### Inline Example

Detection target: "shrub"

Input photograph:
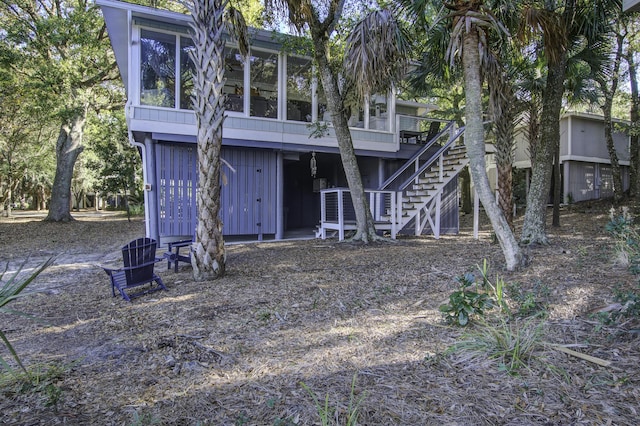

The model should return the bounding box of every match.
[439,271,494,326]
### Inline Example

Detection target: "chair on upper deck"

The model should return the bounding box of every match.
[102,237,167,301]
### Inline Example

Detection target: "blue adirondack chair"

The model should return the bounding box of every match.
[102,238,167,301]
[164,238,192,272]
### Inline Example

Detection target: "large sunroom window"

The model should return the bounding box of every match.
[140,29,176,108]
[286,56,313,122]
[179,36,195,109]
[223,46,245,113]
[250,50,278,118]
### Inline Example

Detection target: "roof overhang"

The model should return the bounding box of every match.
[624,0,640,12]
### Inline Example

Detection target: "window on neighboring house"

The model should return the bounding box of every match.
[140,29,176,108]
[250,50,279,118]
[223,46,245,113]
[286,55,312,122]
[179,36,195,110]
[369,94,389,131]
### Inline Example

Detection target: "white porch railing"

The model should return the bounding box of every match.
[318,188,398,241]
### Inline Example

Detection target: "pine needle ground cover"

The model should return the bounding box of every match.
[0,204,638,425]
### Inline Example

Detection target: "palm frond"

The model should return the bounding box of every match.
[343,9,411,101]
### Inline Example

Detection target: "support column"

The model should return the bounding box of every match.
[276,151,284,240]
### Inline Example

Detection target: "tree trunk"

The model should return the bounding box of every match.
[460,166,472,214]
[189,0,226,281]
[628,51,640,198]
[599,32,624,204]
[462,30,522,271]
[552,140,561,227]
[521,55,567,244]
[45,113,86,222]
[310,28,379,243]
[492,90,516,229]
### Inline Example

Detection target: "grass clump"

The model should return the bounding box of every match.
[448,315,546,374]
[606,206,640,273]
[0,362,70,409]
[300,372,366,426]
[442,260,548,374]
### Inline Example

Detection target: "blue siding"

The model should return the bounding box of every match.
[155,143,277,239]
[156,143,198,238]
[220,148,277,235]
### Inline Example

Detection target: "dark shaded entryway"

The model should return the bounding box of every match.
[283,151,341,231]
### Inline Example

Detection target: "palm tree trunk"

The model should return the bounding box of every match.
[462,29,522,271]
[189,0,226,280]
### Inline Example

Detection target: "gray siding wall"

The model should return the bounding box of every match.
[568,116,629,162]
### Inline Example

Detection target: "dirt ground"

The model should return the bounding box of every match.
[0,204,639,425]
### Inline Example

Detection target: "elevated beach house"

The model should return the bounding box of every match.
[98,0,468,244]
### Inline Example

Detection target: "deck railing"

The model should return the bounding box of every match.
[319,188,398,240]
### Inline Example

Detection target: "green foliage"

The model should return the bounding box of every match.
[307,121,330,139]
[448,315,546,374]
[0,362,69,409]
[0,258,52,373]
[606,207,640,274]
[506,281,550,317]
[130,410,161,426]
[439,271,493,326]
[593,284,640,326]
[300,373,366,426]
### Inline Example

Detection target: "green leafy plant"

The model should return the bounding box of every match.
[300,372,366,426]
[439,271,493,326]
[0,258,52,373]
[477,259,510,316]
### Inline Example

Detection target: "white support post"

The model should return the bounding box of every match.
[390,192,397,239]
[320,189,327,239]
[439,154,444,182]
[434,192,441,239]
[338,189,345,241]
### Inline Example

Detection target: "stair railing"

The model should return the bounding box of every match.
[379,120,456,191]
[396,125,466,191]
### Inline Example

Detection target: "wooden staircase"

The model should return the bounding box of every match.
[316,122,467,240]
[383,144,468,238]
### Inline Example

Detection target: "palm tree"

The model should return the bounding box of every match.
[487,58,520,229]
[187,0,248,280]
[266,1,410,243]
[519,0,616,244]
[406,0,523,270]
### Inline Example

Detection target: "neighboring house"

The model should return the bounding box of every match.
[487,112,630,205]
[97,0,467,244]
